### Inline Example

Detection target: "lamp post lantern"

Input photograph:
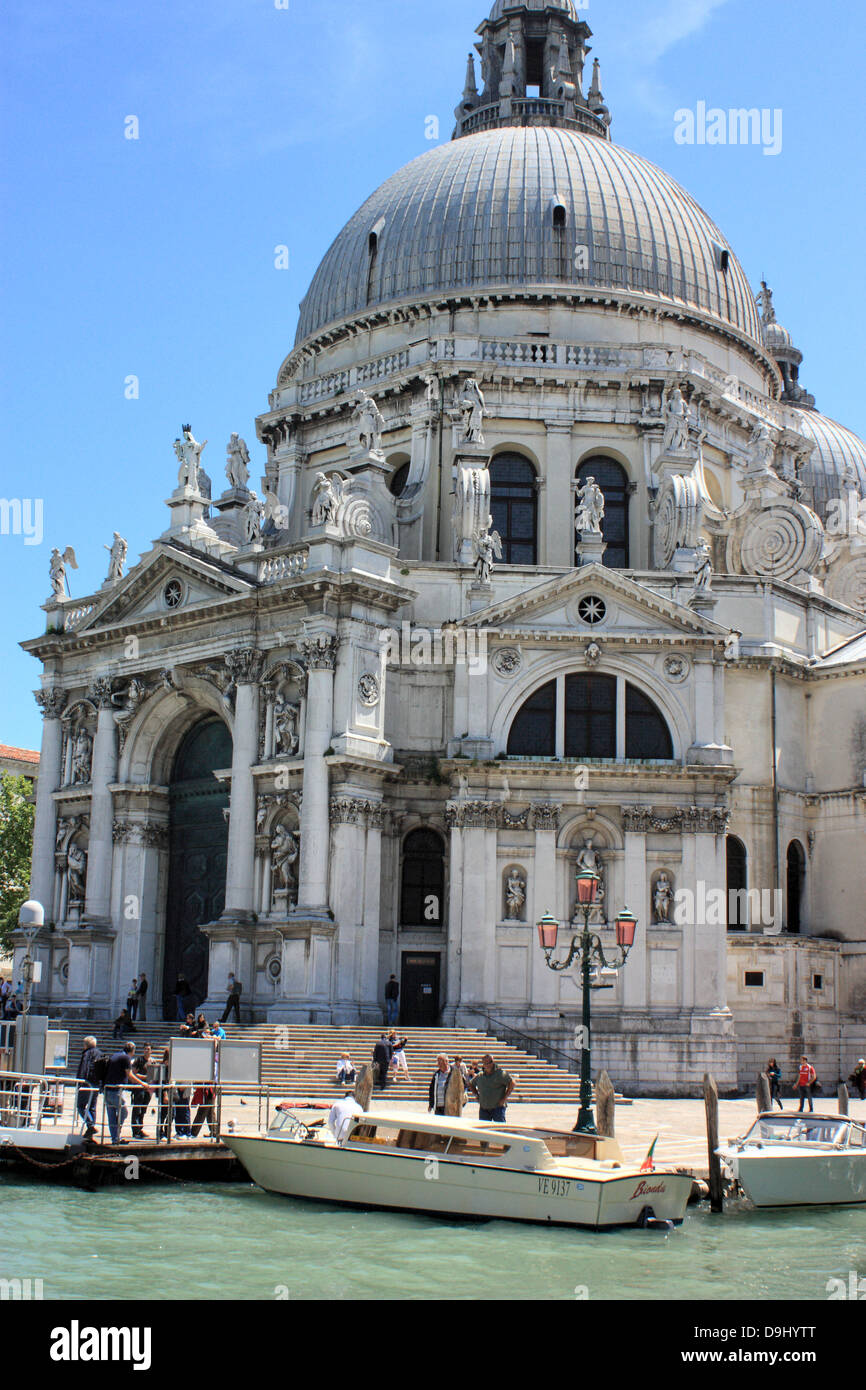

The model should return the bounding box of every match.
[536,874,639,1134]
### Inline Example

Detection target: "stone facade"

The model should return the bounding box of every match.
[15,0,866,1093]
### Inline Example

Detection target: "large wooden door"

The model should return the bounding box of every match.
[163,718,231,1018]
[400,952,441,1026]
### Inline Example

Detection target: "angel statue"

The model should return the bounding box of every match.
[311,472,342,527]
[473,517,502,584]
[104,532,128,583]
[242,492,264,544]
[352,390,385,455]
[174,425,208,490]
[50,546,78,599]
[574,476,605,534]
[662,387,691,454]
[271,824,300,892]
[459,377,486,445]
[262,484,289,535]
[226,433,251,490]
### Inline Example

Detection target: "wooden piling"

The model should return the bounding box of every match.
[837,1083,849,1117]
[596,1070,616,1137]
[444,1066,465,1116]
[756,1072,772,1114]
[703,1073,724,1213]
[354,1064,374,1112]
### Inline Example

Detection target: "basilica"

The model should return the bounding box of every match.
[18,0,866,1092]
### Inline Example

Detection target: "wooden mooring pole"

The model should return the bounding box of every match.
[838,1083,849,1117]
[596,1070,615,1138]
[756,1071,772,1114]
[703,1072,724,1213]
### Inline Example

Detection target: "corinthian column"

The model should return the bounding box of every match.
[222,648,264,920]
[84,677,119,923]
[296,630,339,914]
[30,687,67,914]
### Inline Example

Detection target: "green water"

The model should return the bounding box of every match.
[1,1176,863,1300]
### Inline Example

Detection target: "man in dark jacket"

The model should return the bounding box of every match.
[372,1035,392,1090]
[75,1036,102,1137]
[136,972,148,1023]
[384,974,399,1025]
[220,973,242,1025]
[104,1043,150,1145]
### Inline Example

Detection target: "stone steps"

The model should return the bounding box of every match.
[55,1019,591,1103]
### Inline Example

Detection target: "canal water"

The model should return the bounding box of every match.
[1,1175,863,1300]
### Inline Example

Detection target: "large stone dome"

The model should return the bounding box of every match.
[295,126,761,348]
[488,0,578,17]
[793,409,866,514]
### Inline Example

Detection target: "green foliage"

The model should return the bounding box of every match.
[0,772,35,948]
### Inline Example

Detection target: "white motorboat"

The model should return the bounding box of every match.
[717,1112,866,1208]
[222,1104,694,1230]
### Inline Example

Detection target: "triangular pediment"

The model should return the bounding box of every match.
[459,566,730,639]
[77,543,255,633]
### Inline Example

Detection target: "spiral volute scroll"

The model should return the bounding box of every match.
[737,502,824,582]
[826,555,866,613]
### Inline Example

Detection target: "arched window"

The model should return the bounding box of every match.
[490,454,538,565]
[576,458,630,569]
[507,679,555,756]
[726,836,748,931]
[389,462,410,497]
[400,829,444,928]
[507,675,673,760]
[786,840,806,935]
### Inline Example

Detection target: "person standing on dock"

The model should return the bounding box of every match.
[469,1054,515,1123]
[75,1035,102,1139]
[130,1044,156,1138]
[104,1042,151,1145]
[384,974,399,1025]
[220,973,242,1025]
[796,1055,817,1113]
[766,1057,783,1111]
[136,972,148,1023]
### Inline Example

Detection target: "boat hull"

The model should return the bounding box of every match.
[226,1133,692,1229]
[722,1151,866,1208]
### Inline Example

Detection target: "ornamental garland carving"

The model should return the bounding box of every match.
[444,801,559,831]
[35,687,67,720]
[329,797,385,827]
[621,805,731,835]
[300,634,339,671]
[224,648,265,686]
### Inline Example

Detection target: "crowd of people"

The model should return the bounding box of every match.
[75,1031,222,1146]
[0,977,25,1020]
[332,1037,516,1122]
[764,1054,866,1112]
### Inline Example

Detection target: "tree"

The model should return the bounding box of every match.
[0,771,36,949]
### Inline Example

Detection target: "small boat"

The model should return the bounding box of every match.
[717,1111,866,1208]
[222,1104,694,1230]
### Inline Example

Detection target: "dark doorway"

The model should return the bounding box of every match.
[726,835,748,931]
[400,953,441,1026]
[786,840,806,935]
[163,717,232,1018]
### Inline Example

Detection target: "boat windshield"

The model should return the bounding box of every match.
[744,1116,849,1146]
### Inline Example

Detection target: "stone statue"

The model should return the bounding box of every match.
[104,532,127,583]
[473,517,502,584]
[226,433,251,490]
[271,824,299,892]
[575,836,605,907]
[653,871,673,924]
[67,842,87,903]
[262,484,289,535]
[662,387,691,454]
[505,869,526,921]
[747,421,776,475]
[694,538,713,592]
[756,280,776,324]
[174,426,208,490]
[311,472,342,527]
[115,677,148,732]
[423,374,439,408]
[242,492,264,544]
[71,727,93,785]
[575,476,606,534]
[458,378,486,445]
[352,391,385,455]
[50,546,78,599]
[274,696,300,756]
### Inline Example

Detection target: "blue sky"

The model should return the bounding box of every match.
[2,0,864,751]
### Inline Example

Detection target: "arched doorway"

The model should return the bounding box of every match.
[163,717,232,1018]
[726,835,748,931]
[786,840,806,935]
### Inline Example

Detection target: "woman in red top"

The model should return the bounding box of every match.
[796,1056,817,1113]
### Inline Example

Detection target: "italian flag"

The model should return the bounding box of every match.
[639,1135,659,1173]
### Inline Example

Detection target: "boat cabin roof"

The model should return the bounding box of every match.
[346,1108,534,1143]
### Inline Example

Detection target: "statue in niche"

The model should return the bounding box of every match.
[693,538,713,592]
[174,426,208,491]
[274,696,300,756]
[50,546,78,599]
[574,836,605,911]
[242,492,264,544]
[67,842,87,903]
[226,434,251,490]
[505,869,526,921]
[104,532,128,583]
[473,516,502,584]
[271,824,300,893]
[653,871,674,924]
[71,726,93,785]
[662,387,691,454]
[352,391,385,455]
[458,378,486,445]
[575,476,605,534]
[311,472,342,527]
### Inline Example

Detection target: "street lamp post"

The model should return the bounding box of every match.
[536,870,638,1134]
[17,900,45,1017]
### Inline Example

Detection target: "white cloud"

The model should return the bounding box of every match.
[637,0,733,63]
